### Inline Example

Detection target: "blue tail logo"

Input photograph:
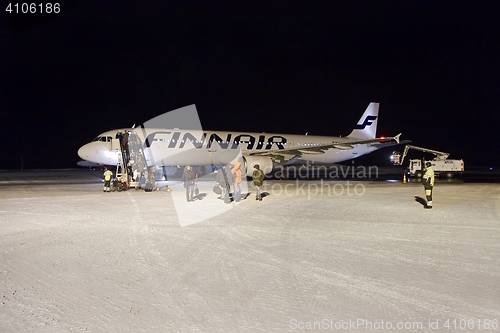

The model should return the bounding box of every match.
[354,115,377,129]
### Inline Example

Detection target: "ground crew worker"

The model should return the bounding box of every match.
[103,168,113,192]
[423,161,434,209]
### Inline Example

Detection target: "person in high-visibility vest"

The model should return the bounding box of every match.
[423,161,435,209]
[103,168,113,192]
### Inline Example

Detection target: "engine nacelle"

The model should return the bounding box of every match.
[242,156,275,177]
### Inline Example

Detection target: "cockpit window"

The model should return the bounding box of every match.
[91,136,113,142]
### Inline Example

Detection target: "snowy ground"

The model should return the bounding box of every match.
[1,170,499,332]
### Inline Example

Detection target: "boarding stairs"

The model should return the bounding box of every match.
[115,131,154,189]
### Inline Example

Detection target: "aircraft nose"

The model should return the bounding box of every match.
[78,142,117,165]
[77,143,94,161]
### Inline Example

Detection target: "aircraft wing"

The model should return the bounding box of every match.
[249,133,405,162]
[369,139,412,149]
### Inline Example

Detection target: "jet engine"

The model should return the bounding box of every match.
[242,156,275,177]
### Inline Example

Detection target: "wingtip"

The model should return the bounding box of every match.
[394,133,402,144]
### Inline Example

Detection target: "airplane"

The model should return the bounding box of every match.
[77,102,406,176]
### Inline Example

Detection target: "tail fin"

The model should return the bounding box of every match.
[347,102,379,139]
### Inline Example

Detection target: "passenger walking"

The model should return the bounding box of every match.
[214,167,223,199]
[139,172,146,190]
[223,164,234,203]
[252,164,265,201]
[232,161,243,202]
[103,168,113,192]
[123,131,130,160]
[182,165,196,202]
[216,164,233,203]
[423,161,435,209]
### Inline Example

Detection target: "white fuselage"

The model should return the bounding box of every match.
[78,128,377,167]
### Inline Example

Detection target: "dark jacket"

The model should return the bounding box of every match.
[252,168,264,186]
[182,169,195,188]
[217,165,233,187]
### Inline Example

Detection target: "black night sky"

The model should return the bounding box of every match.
[1,1,500,169]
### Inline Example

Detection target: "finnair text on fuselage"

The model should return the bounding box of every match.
[144,131,288,151]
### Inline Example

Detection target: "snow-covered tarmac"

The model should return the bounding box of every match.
[1,170,499,332]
